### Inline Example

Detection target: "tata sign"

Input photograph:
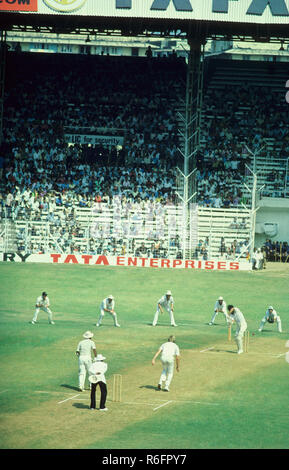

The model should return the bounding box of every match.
[4,0,289,24]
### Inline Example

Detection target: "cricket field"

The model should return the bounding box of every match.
[0,261,288,449]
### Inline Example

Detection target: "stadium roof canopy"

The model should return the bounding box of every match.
[0,1,289,43]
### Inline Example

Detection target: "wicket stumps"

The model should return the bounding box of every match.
[244,330,250,353]
[112,374,122,402]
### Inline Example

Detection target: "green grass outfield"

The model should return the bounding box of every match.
[0,261,288,449]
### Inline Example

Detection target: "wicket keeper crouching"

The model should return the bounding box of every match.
[258,306,282,333]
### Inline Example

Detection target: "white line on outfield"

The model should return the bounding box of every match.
[200,350,284,357]
[153,400,173,412]
[200,346,215,353]
[57,394,81,404]
[118,401,163,406]
[0,390,9,394]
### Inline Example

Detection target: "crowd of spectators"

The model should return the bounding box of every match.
[0,52,288,258]
[196,79,289,205]
[262,239,289,263]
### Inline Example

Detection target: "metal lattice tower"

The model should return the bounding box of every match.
[184,38,205,202]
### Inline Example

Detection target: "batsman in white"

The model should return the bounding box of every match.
[227,304,248,354]
[31,291,54,324]
[96,295,120,327]
[258,306,282,333]
[76,331,97,392]
[209,296,228,325]
[152,335,180,391]
[152,290,177,327]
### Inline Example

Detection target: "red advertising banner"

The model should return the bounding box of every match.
[0,252,252,270]
[0,0,38,11]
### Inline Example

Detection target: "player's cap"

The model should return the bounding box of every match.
[268,306,273,310]
[166,290,172,295]
[218,296,223,300]
[108,295,114,300]
[95,354,106,361]
[83,331,94,339]
[42,291,47,296]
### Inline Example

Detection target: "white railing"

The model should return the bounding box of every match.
[0,205,252,261]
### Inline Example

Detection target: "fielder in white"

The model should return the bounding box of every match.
[258,306,282,333]
[227,305,248,354]
[152,335,180,391]
[76,331,97,392]
[31,291,54,324]
[152,290,177,327]
[209,296,228,325]
[96,295,120,327]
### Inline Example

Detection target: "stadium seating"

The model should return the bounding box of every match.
[0,53,288,260]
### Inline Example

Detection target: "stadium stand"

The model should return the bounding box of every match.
[0,52,288,261]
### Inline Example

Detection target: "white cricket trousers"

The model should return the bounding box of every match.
[78,355,92,390]
[97,309,119,326]
[159,359,175,389]
[210,309,228,324]
[259,316,282,332]
[32,307,53,323]
[235,323,247,352]
[153,307,176,326]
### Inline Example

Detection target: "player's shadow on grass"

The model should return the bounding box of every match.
[213,348,236,354]
[139,385,160,391]
[61,384,80,391]
[73,403,90,410]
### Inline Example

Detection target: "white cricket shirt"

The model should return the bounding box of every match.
[229,307,247,328]
[158,295,174,309]
[101,298,115,311]
[76,339,96,357]
[160,341,180,362]
[36,296,50,307]
[89,361,108,384]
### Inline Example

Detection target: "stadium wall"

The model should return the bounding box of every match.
[255,198,289,244]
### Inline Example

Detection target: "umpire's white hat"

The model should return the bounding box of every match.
[95,354,106,361]
[166,290,172,295]
[108,295,114,300]
[83,331,94,339]
[218,296,223,300]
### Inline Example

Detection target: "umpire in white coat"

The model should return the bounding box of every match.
[258,306,282,333]
[152,290,177,327]
[88,354,108,411]
[152,335,180,391]
[227,305,248,354]
[76,331,97,391]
